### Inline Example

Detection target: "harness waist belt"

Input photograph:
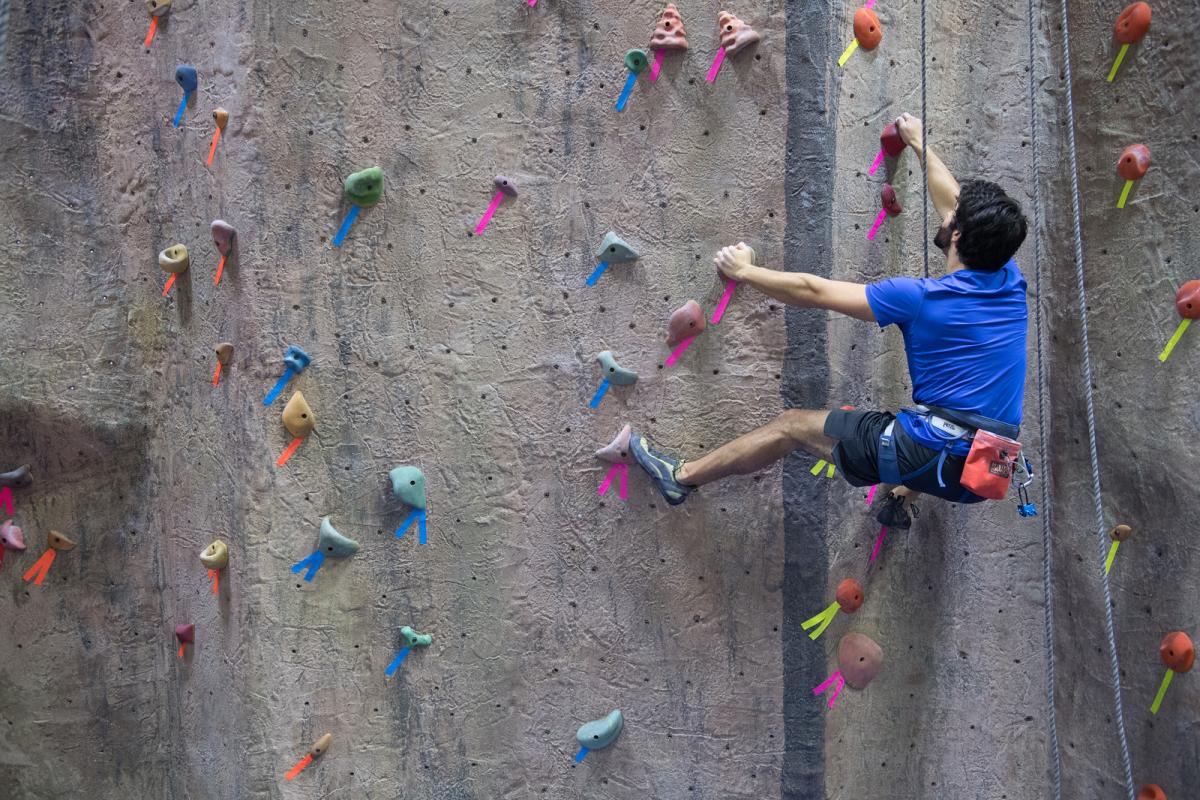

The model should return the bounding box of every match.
[914,404,1020,440]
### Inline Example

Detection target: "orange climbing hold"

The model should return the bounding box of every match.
[835,578,864,613]
[1160,631,1195,673]
[1175,281,1200,319]
[1117,144,1151,181]
[853,8,882,50]
[1114,2,1152,44]
[1137,784,1167,800]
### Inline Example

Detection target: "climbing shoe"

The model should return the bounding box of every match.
[875,493,918,530]
[629,433,694,506]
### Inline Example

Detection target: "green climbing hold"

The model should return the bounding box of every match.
[318,517,360,558]
[594,232,639,263]
[400,626,433,648]
[576,709,623,750]
[389,466,427,509]
[625,48,649,74]
[344,167,384,207]
[596,351,638,386]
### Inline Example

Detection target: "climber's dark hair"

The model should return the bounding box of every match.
[953,179,1028,271]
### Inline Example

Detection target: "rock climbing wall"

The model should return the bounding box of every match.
[0,1,1194,799]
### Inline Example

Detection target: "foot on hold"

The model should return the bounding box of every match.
[595,424,633,464]
[629,433,693,506]
[576,709,623,751]
[875,492,916,530]
[0,464,32,489]
[400,626,433,648]
[318,517,360,558]
[666,300,706,347]
[596,351,638,386]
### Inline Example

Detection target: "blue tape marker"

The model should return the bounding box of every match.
[263,367,297,406]
[290,550,326,582]
[395,509,426,540]
[588,378,610,409]
[173,93,189,127]
[574,746,589,763]
[615,71,637,112]
[331,204,361,248]
[384,647,411,677]
[586,261,610,287]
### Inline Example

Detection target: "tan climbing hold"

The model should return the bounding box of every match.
[595,424,633,464]
[200,540,229,570]
[214,343,234,365]
[158,244,189,274]
[1110,524,1132,542]
[47,530,76,551]
[308,733,332,758]
[212,108,230,130]
[650,4,688,51]
[717,11,760,57]
[837,632,884,689]
[835,578,864,613]
[282,392,315,438]
[146,0,171,16]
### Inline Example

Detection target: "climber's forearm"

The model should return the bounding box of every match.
[739,266,875,322]
[915,144,960,220]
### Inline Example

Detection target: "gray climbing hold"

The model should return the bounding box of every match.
[494,175,518,198]
[318,517,359,558]
[389,466,427,509]
[400,626,433,647]
[595,424,633,464]
[0,464,32,489]
[576,709,623,750]
[596,351,638,386]
[594,232,639,263]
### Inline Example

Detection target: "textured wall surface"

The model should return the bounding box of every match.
[0,1,1195,799]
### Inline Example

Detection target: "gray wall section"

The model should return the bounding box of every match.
[0,0,1197,799]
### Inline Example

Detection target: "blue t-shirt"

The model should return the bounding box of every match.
[866,261,1028,449]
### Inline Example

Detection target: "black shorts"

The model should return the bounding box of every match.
[823,409,986,504]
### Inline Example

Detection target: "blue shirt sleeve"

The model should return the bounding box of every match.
[866,277,927,329]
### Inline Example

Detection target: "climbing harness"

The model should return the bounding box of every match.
[1056,0,1136,790]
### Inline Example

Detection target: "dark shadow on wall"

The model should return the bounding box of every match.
[781,1,839,796]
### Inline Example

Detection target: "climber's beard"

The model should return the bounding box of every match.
[933,217,956,257]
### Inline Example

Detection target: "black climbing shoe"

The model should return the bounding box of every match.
[629,432,694,506]
[875,493,918,530]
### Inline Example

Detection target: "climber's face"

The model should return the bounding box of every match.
[933,211,960,260]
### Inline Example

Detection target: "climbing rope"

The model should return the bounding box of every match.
[1023,0,1062,795]
[919,0,929,278]
[1055,0,1136,796]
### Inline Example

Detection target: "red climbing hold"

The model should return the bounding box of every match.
[881,184,902,216]
[1160,631,1195,673]
[880,122,906,157]
[1114,2,1152,44]
[1117,144,1151,181]
[1175,281,1200,319]
[835,578,864,613]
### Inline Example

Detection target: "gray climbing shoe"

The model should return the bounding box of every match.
[875,493,917,529]
[629,433,693,506]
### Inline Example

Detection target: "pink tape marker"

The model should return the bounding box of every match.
[529,0,537,5]
[865,0,875,7]
[706,47,726,83]
[664,336,695,367]
[474,190,504,235]
[711,279,737,324]
[649,50,667,82]
[812,670,845,709]
[598,463,629,501]
[865,484,878,505]
[866,208,887,241]
[0,487,11,517]
[869,525,888,563]
[868,149,885,176]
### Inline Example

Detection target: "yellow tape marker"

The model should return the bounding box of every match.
[1158,318,1192,362]
[801,601,840,640]
[1117,179,1134,209]
[838,39,859,68]
[1104,540,1120,574]
[826,462,836,479]
[1106,43,1129,83]
[1150,668,1175,714]
[810,461,825,476]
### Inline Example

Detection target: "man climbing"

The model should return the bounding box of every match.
[631,113,1029,529]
